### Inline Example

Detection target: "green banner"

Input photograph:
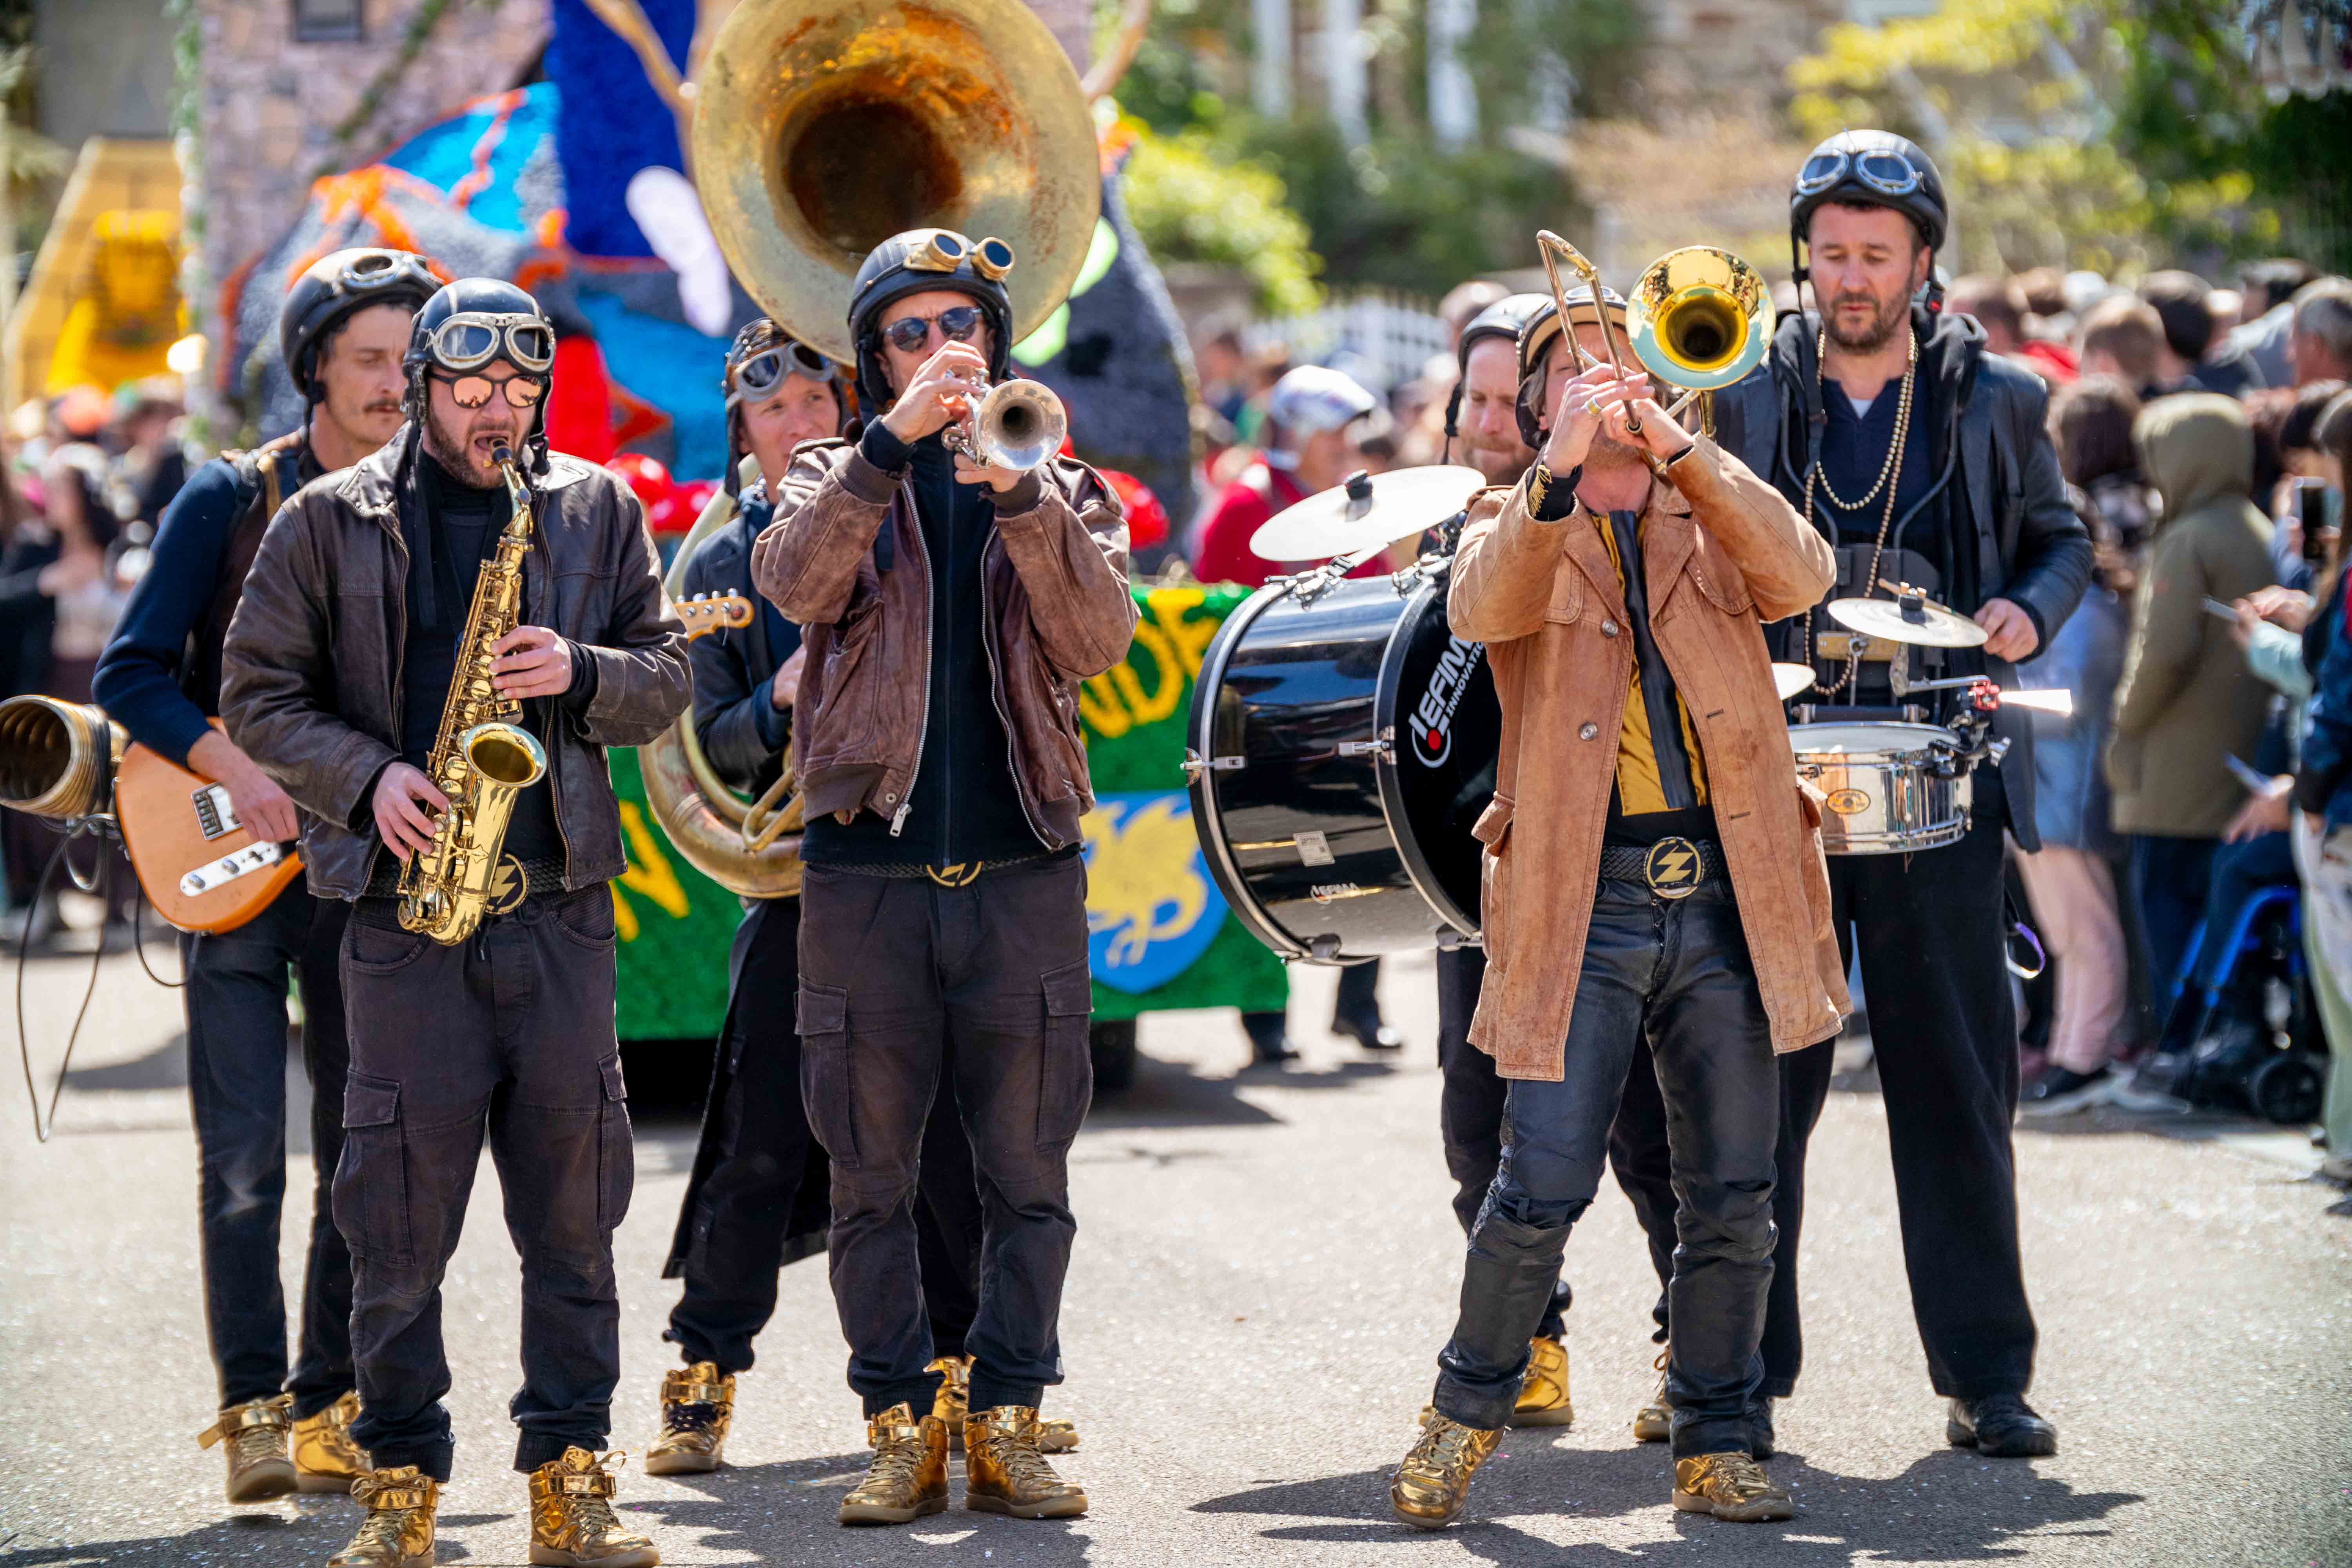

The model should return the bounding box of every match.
[610,583,1283,1038]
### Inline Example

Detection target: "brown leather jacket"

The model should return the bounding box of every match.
[220,432,690,899]
[1450,439,1849,1079]
[750,436,1136,850]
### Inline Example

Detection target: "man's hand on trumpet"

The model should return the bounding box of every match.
[880,340,988,443]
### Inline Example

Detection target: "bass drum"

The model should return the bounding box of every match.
[1187,567,1500,962]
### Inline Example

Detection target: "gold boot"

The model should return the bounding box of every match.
[838,1403,949,1526]
[1510,1336,1575,1428]
[927,1355,971,1453]
[644,1364,734,1476]
[963,1405,1087,1520]
[327,1468,439,1567]
[1632,1343,1672,1443]
[526,1448,659,1567]
[197,1393,296,1504]
[1390,1412,1502,1530]
[1035,1412,1080,1454]
[1672,1451,1794,1522]
[294,1392,372,1495]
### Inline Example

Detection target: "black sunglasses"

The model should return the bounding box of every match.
[881,305,984,355]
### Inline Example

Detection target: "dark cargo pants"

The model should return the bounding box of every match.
[798,856,1092,1417]
[334,887,632,1481]
[183,882,353,1416]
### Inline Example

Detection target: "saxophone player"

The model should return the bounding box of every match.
[221,279,690,1568]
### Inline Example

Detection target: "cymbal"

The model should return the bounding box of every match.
[1825,586,1987,649]
[1771,662,1814,701]
[1250,465,1488,563]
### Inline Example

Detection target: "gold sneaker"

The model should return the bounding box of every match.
[526,1448,659,1567]
[328,1467,439,1567]
[1671,1451,1794,1522]
[1390,1412,1502,1530]
[1632,1343,1671,1443]
[644,1363,734,1476]
[838,1402,949,1526]
[964,1405,1086,1520]
[928,1355,971,1452]
[1034,1412,1080,1454]
[197,1393,296,1504]
[1510,1335,1575,1428]
[294,1392,372,1495]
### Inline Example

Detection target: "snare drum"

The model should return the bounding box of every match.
[1788,721,1971,855]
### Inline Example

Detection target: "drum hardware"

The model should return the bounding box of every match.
[1338,737,1396,761]
[1825,584,1988,649]
[1179,748,1245,780]
[1816,630,1906,662]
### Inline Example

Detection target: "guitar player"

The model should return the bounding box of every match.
[91,248,438,1508]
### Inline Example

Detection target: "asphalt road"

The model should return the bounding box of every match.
[1,936,2347,1568]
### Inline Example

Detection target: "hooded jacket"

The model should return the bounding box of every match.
[2105,395,2277,838]
[1713,306,2093,850]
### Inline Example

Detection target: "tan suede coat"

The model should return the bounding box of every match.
[1449,439,1849,1079]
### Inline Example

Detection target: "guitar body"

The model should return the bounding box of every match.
[116,720,303,933]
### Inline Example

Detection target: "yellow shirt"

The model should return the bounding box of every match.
[1591,506,1710,815]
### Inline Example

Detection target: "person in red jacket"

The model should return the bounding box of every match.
[1192,365,1382,586]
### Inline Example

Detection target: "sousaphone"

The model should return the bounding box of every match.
[642,0,1102,897]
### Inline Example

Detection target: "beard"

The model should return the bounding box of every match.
[421,412,511,488]
[1462,436,1532,485]
[1583,429,1645,472]
[1822,286,1910,353]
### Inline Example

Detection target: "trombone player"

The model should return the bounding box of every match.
[751,230,1135,1526]
[1390,278,1844,1530]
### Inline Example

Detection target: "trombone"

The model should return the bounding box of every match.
[1533,233,1775,438]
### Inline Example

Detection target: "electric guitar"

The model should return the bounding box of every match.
[114,592,758,933]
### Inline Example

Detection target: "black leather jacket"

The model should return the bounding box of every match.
[680,486,801,801]
[1713,307,2094,851]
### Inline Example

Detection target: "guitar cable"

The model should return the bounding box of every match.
[14,815,185,1144]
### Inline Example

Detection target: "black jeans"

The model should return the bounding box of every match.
[799,857,1091,1417]
[665,897,982,1374]
[1433,877,1779,1457]
[183,883,352,1416]
[1437,945,1677,1344]
[1775,795,2036,1400]
[336,888,632,1481]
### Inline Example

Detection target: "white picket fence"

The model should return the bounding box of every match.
[1243,289,1449,392]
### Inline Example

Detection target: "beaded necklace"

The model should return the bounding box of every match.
[1802,325,1918,697]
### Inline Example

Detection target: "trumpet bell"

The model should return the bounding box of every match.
[689,0,1103,367]
[972,379,1067,472]
[1627,246,1773,392]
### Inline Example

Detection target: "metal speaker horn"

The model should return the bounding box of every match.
[0,695,125,819]
[689,0,1103,367]
[1626,247,1774,392]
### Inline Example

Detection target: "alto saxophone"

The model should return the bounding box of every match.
[397,443,550,944]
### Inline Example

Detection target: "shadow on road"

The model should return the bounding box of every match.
[59,1032,187,1092]
[1193,1446,2140,1563]
[0,1507,509,1566]
[643,1449,1097,1563]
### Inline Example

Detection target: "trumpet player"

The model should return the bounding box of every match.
[752,229,1135,1526]
[222,278,689,1568]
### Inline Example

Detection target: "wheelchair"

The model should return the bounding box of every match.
[2163,884,2330,1125]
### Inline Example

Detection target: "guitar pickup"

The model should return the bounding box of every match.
[180,840,283,898]
[191,783,240,840]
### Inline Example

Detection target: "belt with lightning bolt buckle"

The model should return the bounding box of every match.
[1597,837,1726,900]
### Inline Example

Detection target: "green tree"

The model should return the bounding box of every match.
[1119,120,1325,314]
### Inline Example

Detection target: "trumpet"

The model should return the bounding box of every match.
[1532,234,1775,437]
[943,374,1068,473]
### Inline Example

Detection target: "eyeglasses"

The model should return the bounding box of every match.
[436,371,545,410]
[907,231,1015,281]
[727,339,836,408]
[423,312,556,374]
[1795,147,1925,199]
[331,250,439,300]
[881,305,984,355]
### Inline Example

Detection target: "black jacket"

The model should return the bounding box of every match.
[681,486,802,802]
[1714,306,2094,851]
